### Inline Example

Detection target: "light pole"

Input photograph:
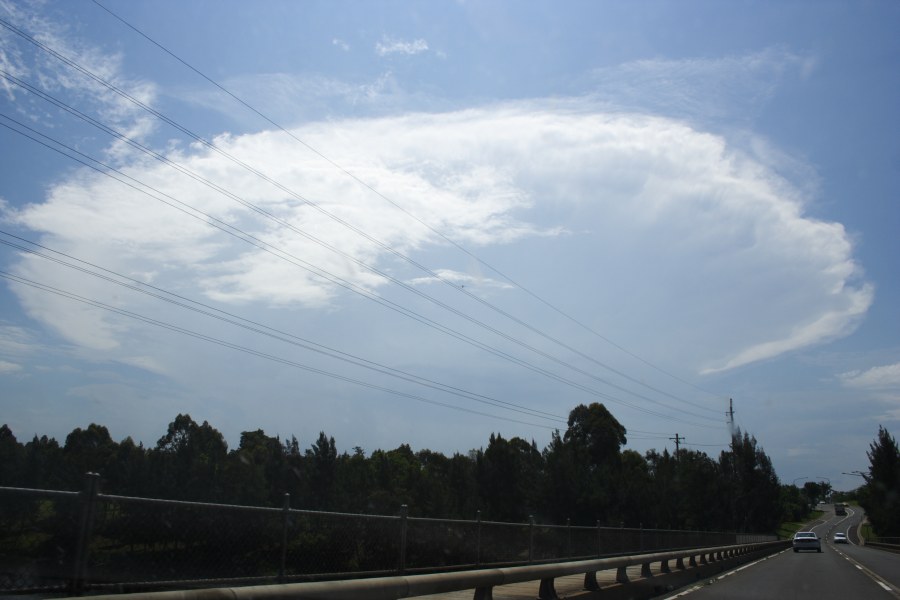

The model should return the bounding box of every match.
[792,476,808,486]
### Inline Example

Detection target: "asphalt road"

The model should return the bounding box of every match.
[662,505,900,599]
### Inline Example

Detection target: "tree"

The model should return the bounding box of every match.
[63,424,119,488]
[564,403,627,467]
[719,430,781,533]
[223,429,286,506]
[0,425,22,486]
[151,414,228,501]
[478,433,542,521]
[562,403,626,523]
[305,431,338,510]
[859,426,900,537]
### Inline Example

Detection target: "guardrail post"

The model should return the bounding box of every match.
[538,577,557,600]
[640,562,652,578]
[528,515,535,564]
[71,471,100,596]
[473,586,493,600]
[476,510,482,567]
[584,571,600,591]
[279,493,290,582]
[616,565,629,583]
[399,504,409,574]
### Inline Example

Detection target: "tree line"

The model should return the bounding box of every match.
[0,403,808,534]
[857,426,900,538]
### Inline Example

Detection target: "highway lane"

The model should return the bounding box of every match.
[663,506,900,599]
[828,506,900,591]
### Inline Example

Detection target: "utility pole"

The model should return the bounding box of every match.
[669,433,683,458]
[726,398,737,453]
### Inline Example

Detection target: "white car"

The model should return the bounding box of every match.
[833,532,848,544]
[792,531,822,552]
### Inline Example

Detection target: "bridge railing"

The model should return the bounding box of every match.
[0,474,775,595]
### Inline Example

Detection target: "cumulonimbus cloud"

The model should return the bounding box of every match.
[6,103,872,376]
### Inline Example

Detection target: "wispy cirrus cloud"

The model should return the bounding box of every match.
[839,363,900,389]
[0,0,158,152]
[591,46,816,125]
[375,36,429,57]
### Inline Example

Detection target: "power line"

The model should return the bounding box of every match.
[0,68,728,429]
[0,14,724,419]
[0,114,723,429]
[0,269,563,431]
[0,230,566,424]
[0,69,724,425]
[89,0,725,408]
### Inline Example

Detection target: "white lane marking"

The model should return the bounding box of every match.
[833,545,900,597]
[659,549,789,599]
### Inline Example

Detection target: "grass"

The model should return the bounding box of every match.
[776,510,825,539]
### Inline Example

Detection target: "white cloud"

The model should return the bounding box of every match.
[7,104,871,381]
[332,38,350,52]
[0,1,158,143]
[839,363,900,390]
[591,46,816,125]
[407,269,514,290]
[0,359,22,374]
[375,37,429,57]
[0,322,38,359]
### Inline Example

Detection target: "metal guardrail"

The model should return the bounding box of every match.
[82,540,790,600]
[0,474,776,595]
[864,539,900,553]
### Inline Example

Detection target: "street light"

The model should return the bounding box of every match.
[842,471,866,478]
[792,476,808,486]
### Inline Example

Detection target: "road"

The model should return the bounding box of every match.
[663,505,900,599]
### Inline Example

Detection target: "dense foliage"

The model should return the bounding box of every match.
[0,403,800,533]
[858,426,900,538]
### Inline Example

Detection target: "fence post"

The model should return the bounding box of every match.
[71,472,100,596]
[597,520,601,558]
[476,510,482,567]
[566,518,571,557]
[279,493,290,582]
[639,522,644,552]
[399,504,409,574]
[529,515,535,564]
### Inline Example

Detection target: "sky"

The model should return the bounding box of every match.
[1,0,898,493]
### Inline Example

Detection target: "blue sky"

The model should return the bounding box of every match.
[1,0,898,492]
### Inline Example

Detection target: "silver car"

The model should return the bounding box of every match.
[833,532,848,544]
[793,531,822,552]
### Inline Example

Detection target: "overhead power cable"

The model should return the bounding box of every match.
[0,269,561,431]
[0,114,723,429]
[0,14,723,419]
[0,229,565,424]
[0,70,723,426]
[89,0,725,410]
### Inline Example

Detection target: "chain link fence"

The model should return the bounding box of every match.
[1,475,774,595]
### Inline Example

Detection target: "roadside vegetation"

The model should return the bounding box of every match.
[856,427,900,539]
[1,403,812,534]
